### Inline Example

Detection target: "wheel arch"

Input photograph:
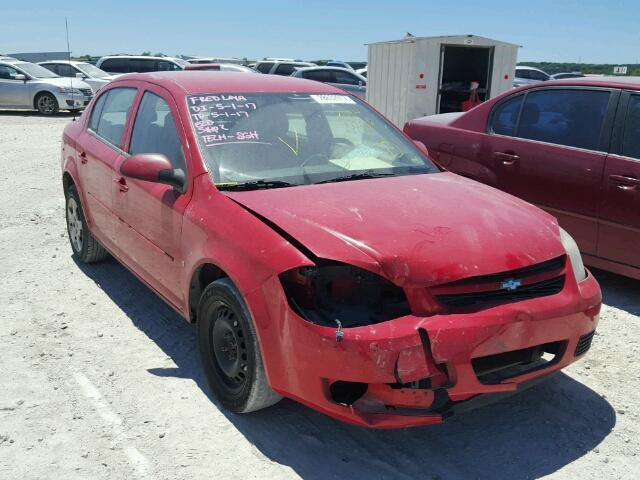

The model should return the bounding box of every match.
[188,261,231,322]
[33,89,57,109]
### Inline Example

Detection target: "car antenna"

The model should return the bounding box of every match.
[65,17,76,122]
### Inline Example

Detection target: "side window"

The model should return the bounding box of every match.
[622,95,640,160]
[490,95,524,136]
[101,59,128,73]
[57,64,77,77]
[256,62,274,74]
[0,65,21,80]
[129,92,185,171]
[157,60,180,71]
[89,88,137,148]
[303,70,331,82]
[332,71,360,85]
[40,64,58,75]
[528,70,548,81]
[518,89,610,150]
[516,69,529,79]
[274,64,296,76]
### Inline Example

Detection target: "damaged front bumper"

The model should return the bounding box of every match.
[248,270,601,429]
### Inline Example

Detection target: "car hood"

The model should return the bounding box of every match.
[226,172,565,286]
[31,76,92,90]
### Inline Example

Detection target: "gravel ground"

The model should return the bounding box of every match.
[0,111,638,480]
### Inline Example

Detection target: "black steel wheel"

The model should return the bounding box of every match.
[197,278,281,413]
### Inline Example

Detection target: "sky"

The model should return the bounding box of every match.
[2,0,640,63]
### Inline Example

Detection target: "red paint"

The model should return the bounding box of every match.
[62,72,602,428]
[120,154,172,182]
[419,73,425,79]
[404,78,640,280]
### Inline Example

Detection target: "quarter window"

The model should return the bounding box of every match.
[491,95,523,136]
[88,87,137,148]
[622,95,640,160]
[129,92,185,171]
[256,62,274,74]
[518,89,610,150]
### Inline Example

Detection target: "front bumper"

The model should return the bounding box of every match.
[54,92,92,110]
[248,269,601,429]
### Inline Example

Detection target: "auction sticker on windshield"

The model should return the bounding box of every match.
[309,94,356,104]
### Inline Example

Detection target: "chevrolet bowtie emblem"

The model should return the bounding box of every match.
[501,279,522,291]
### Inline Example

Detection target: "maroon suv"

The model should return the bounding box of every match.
[405,77,640,280]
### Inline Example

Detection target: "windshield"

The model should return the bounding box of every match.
[187,93,438,188]
[17,62,59,79]
[76,62,110,78]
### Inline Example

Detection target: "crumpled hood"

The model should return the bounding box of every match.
[226,172,564,286]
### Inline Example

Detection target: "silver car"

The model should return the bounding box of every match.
[291,66,366,99]
[38,60,117,93]
[0,59,93,114]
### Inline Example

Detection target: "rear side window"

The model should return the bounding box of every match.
[129,92,185,171]
[88,87,137,148]
[491,95,524,136]
[56,64,77,77]
[518,89,610,150]
[622,95,640,160]
[256,62,274,74]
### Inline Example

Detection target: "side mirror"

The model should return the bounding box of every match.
[14,74,26,81]
[120,154,186,193]
[413,140,430,158]
[75,72,87,79]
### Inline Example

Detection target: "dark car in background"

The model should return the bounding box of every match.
[404,77,640,280]
[96,56,188,74]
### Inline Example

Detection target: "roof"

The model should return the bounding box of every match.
[367,34,520,47]
[510,76,640,92]
[38,60,84,65]
[98,55,181,62]
[110,71,346,95]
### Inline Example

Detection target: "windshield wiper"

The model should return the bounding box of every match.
[314,172,395,184]
[217,179,298,191]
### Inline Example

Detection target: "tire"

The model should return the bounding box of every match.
[197,278,281,413]
[35,92,59,115]
[65,185,109,263]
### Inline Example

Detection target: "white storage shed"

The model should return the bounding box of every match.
[366,35,520,127]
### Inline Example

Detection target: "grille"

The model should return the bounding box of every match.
[79,88,93,97]
[436,276,565,308]
[575,330,595,356]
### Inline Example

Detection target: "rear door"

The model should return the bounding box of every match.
[485,87,617,255]
[597,90,640,268]
[76,86,138,247]
[112,84,191,308]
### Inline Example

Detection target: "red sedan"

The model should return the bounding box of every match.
[405,77,640,281]
[61,72,601,428]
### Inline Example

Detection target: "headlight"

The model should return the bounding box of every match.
[559,228,587,282]
[279,262,410,328]
[57,86,83,94]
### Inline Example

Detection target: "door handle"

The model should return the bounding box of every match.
[493,151,520,165]
[609,174,640,190]
[114,177,129,192]
[79,151,88,164]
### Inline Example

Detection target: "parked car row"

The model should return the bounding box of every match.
[0,57,93,114]
[514,66,585,87]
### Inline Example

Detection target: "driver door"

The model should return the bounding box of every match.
[0,64,29,107]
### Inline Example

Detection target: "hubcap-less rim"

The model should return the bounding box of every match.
[211,306,248,391]
[67,197,83,252]
[38,95,55,114]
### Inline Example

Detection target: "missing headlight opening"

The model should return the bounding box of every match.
[280,263,411,328]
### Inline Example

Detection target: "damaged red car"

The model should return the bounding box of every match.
[61,72,601,428]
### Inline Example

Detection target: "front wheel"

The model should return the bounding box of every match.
[197,278,281,413]
[35,92,59,115]
[65,185,109,263]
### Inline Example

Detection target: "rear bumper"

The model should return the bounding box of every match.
[249,270,601,429]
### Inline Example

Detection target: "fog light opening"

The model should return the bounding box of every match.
[329,381,368,406]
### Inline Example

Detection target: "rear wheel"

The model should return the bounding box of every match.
[35,92,59,115]
[197,278,281,413]
[65,185,109,263]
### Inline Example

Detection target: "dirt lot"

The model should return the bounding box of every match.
[0,111,638,480]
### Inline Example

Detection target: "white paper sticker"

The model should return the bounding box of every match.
[310,94,356,104]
